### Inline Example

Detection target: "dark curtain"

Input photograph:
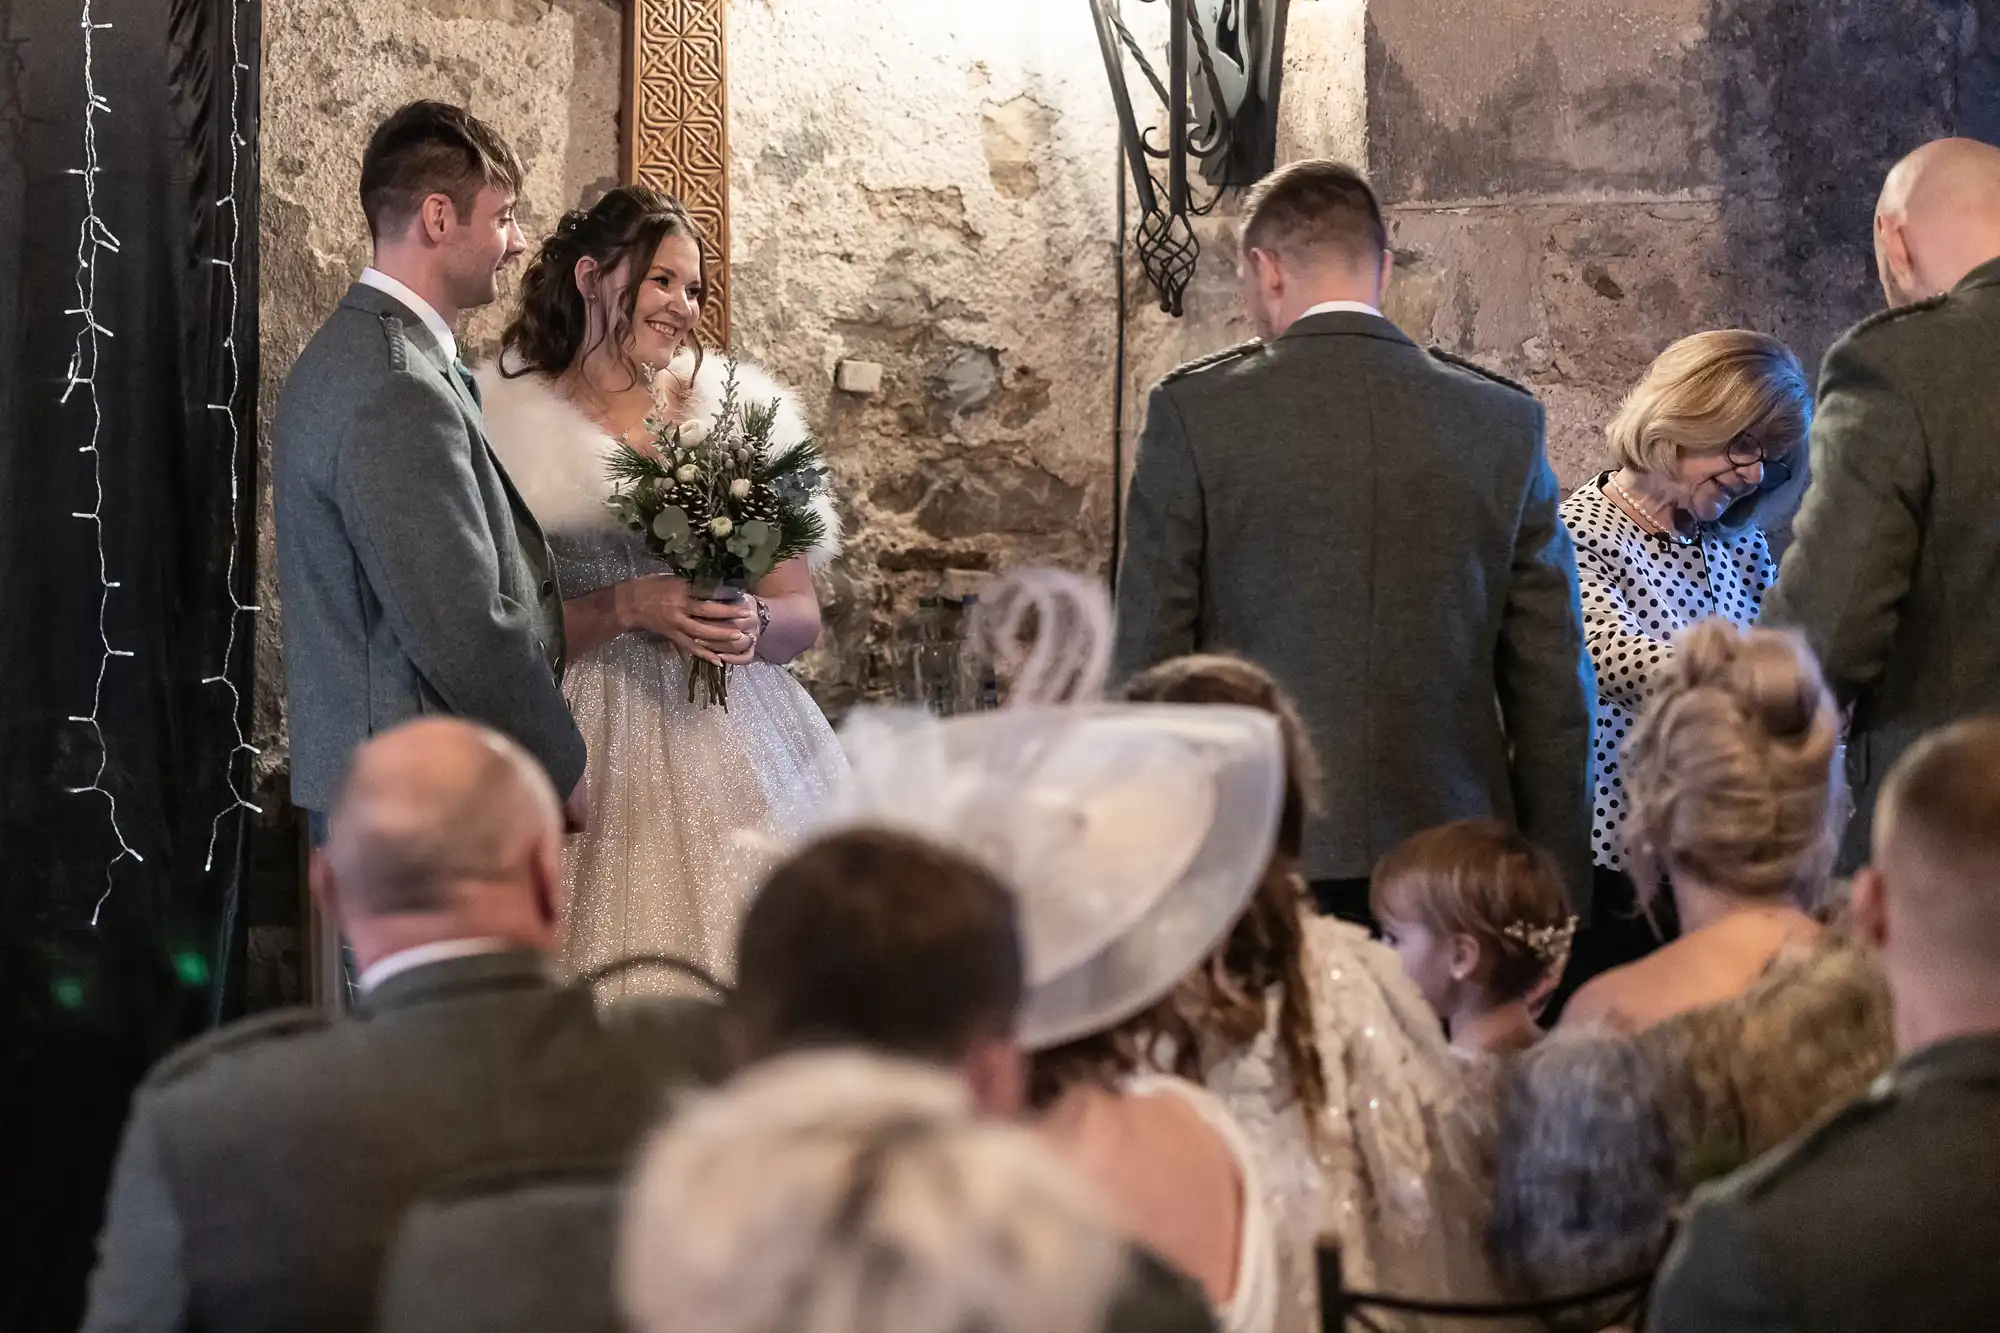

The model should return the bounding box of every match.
[0,0,260,1327]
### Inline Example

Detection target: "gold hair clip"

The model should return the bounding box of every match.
[1503,915,1579,964]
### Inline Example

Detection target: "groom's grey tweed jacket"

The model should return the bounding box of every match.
[1114,310,1597,911]
[274,282,585,806]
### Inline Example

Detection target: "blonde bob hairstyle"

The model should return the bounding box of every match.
[1605,330,1811,524]
[1621,619,1844,910]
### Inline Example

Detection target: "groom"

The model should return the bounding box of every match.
[275,100,587,849]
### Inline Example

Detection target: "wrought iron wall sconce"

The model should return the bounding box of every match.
[1090,0,1290,315]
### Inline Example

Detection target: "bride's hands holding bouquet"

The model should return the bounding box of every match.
[685,593,762,666]
[615,573,743,665]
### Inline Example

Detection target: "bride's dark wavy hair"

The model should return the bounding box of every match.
[500,184,707,384]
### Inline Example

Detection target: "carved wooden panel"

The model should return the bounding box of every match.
[625,0,730,346]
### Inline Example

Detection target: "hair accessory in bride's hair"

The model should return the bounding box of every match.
[751,568,1284,1050]
[1502,915,1579,968]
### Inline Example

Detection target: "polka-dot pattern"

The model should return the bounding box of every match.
[1560,475,1776,870]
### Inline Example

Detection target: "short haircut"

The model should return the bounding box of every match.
[1874,716,2000,965]
[359,100,523,242]
[1606,329,1812,480]
[733,829,1024,1063]
[1240,158,1388,272]
[1371,820,1573,1005]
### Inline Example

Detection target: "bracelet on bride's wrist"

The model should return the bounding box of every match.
[753,595,771,637]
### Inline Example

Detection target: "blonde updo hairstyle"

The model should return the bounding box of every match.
[1622,619,1843,909]
[1605,329,1811,529]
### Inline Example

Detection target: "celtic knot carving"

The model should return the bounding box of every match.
[627,0,730,345]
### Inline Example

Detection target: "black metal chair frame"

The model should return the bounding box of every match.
[1317,1243,1656,1332]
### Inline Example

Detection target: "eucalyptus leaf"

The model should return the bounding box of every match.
[652,506,692,548]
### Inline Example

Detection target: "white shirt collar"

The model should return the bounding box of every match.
[359,267,458,363]
[356,937,517,995]
[1297,300,1382,320]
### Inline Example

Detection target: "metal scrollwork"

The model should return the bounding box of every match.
[1090,0,1290,315]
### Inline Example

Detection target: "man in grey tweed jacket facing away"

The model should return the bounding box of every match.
[275,102,586,838]
[1114,161,1595,924]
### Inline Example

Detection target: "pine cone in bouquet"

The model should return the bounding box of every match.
[739,482,783,525]
[667,479,714,529]
[602,356,834,593]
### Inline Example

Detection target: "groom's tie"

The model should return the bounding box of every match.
[452,358,483,410]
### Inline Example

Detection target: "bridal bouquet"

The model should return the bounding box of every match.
[604,359,833,710]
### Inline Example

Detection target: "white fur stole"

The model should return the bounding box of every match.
[474,350,843,569]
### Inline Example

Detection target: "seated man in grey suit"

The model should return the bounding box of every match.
[79,718,727,1333]
[275,101,587,841]
[379,828,1216,1333]
[1114,159,1594,924]
[1650,718,2000,1332]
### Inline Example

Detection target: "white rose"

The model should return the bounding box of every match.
[729,478,752,499]
[678,418,712,448]
[709,516,734,537]
[676,464,699,484]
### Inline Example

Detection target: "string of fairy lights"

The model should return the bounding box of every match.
[60,0,143,925]
[202,0,264,873]
[63,0,261,919]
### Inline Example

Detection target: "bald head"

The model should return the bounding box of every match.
[1874,138,2000,306]
[324,718,562,921]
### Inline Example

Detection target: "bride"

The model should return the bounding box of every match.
[477,185,845,996]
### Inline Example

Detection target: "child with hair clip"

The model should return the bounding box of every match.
[1371,820,1578,1061]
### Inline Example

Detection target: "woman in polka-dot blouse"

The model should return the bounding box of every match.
[1551,330,1812,1009]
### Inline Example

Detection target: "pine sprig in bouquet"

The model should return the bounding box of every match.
[604,359,832,709]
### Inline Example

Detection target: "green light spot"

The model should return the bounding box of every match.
[173,952,211,987]
[52,978,86,1010]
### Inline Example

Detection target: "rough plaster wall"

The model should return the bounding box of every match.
[724,0,1123,714]
[1116,0,1369,484]
[250,0,621,990]
[1367,0,1971,491]
[725,0,1363,713]
[256,0,621,781]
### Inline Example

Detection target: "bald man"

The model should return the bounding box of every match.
[1765,138,2000,869]
[1650,718,2000,1332]
[80,719,728,1333]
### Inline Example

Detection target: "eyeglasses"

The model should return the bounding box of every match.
[1725,432,1794,491]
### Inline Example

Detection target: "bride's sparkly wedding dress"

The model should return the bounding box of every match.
[477,353,846,997]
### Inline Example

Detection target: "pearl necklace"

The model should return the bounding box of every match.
[1606,473,1694,547]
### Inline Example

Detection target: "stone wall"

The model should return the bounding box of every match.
[256,0,623,781]
[250,0,623,995]
[724,0,1122,714]
[1365,0,1975,490]
[728,0,1365,712]
[249,0,1986,994]
[250,0,1999,762]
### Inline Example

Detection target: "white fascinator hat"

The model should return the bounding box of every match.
[773,568,1285,1051]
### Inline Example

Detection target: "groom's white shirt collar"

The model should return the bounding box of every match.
[1297,299,1381,320]
[359,266,458,364]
